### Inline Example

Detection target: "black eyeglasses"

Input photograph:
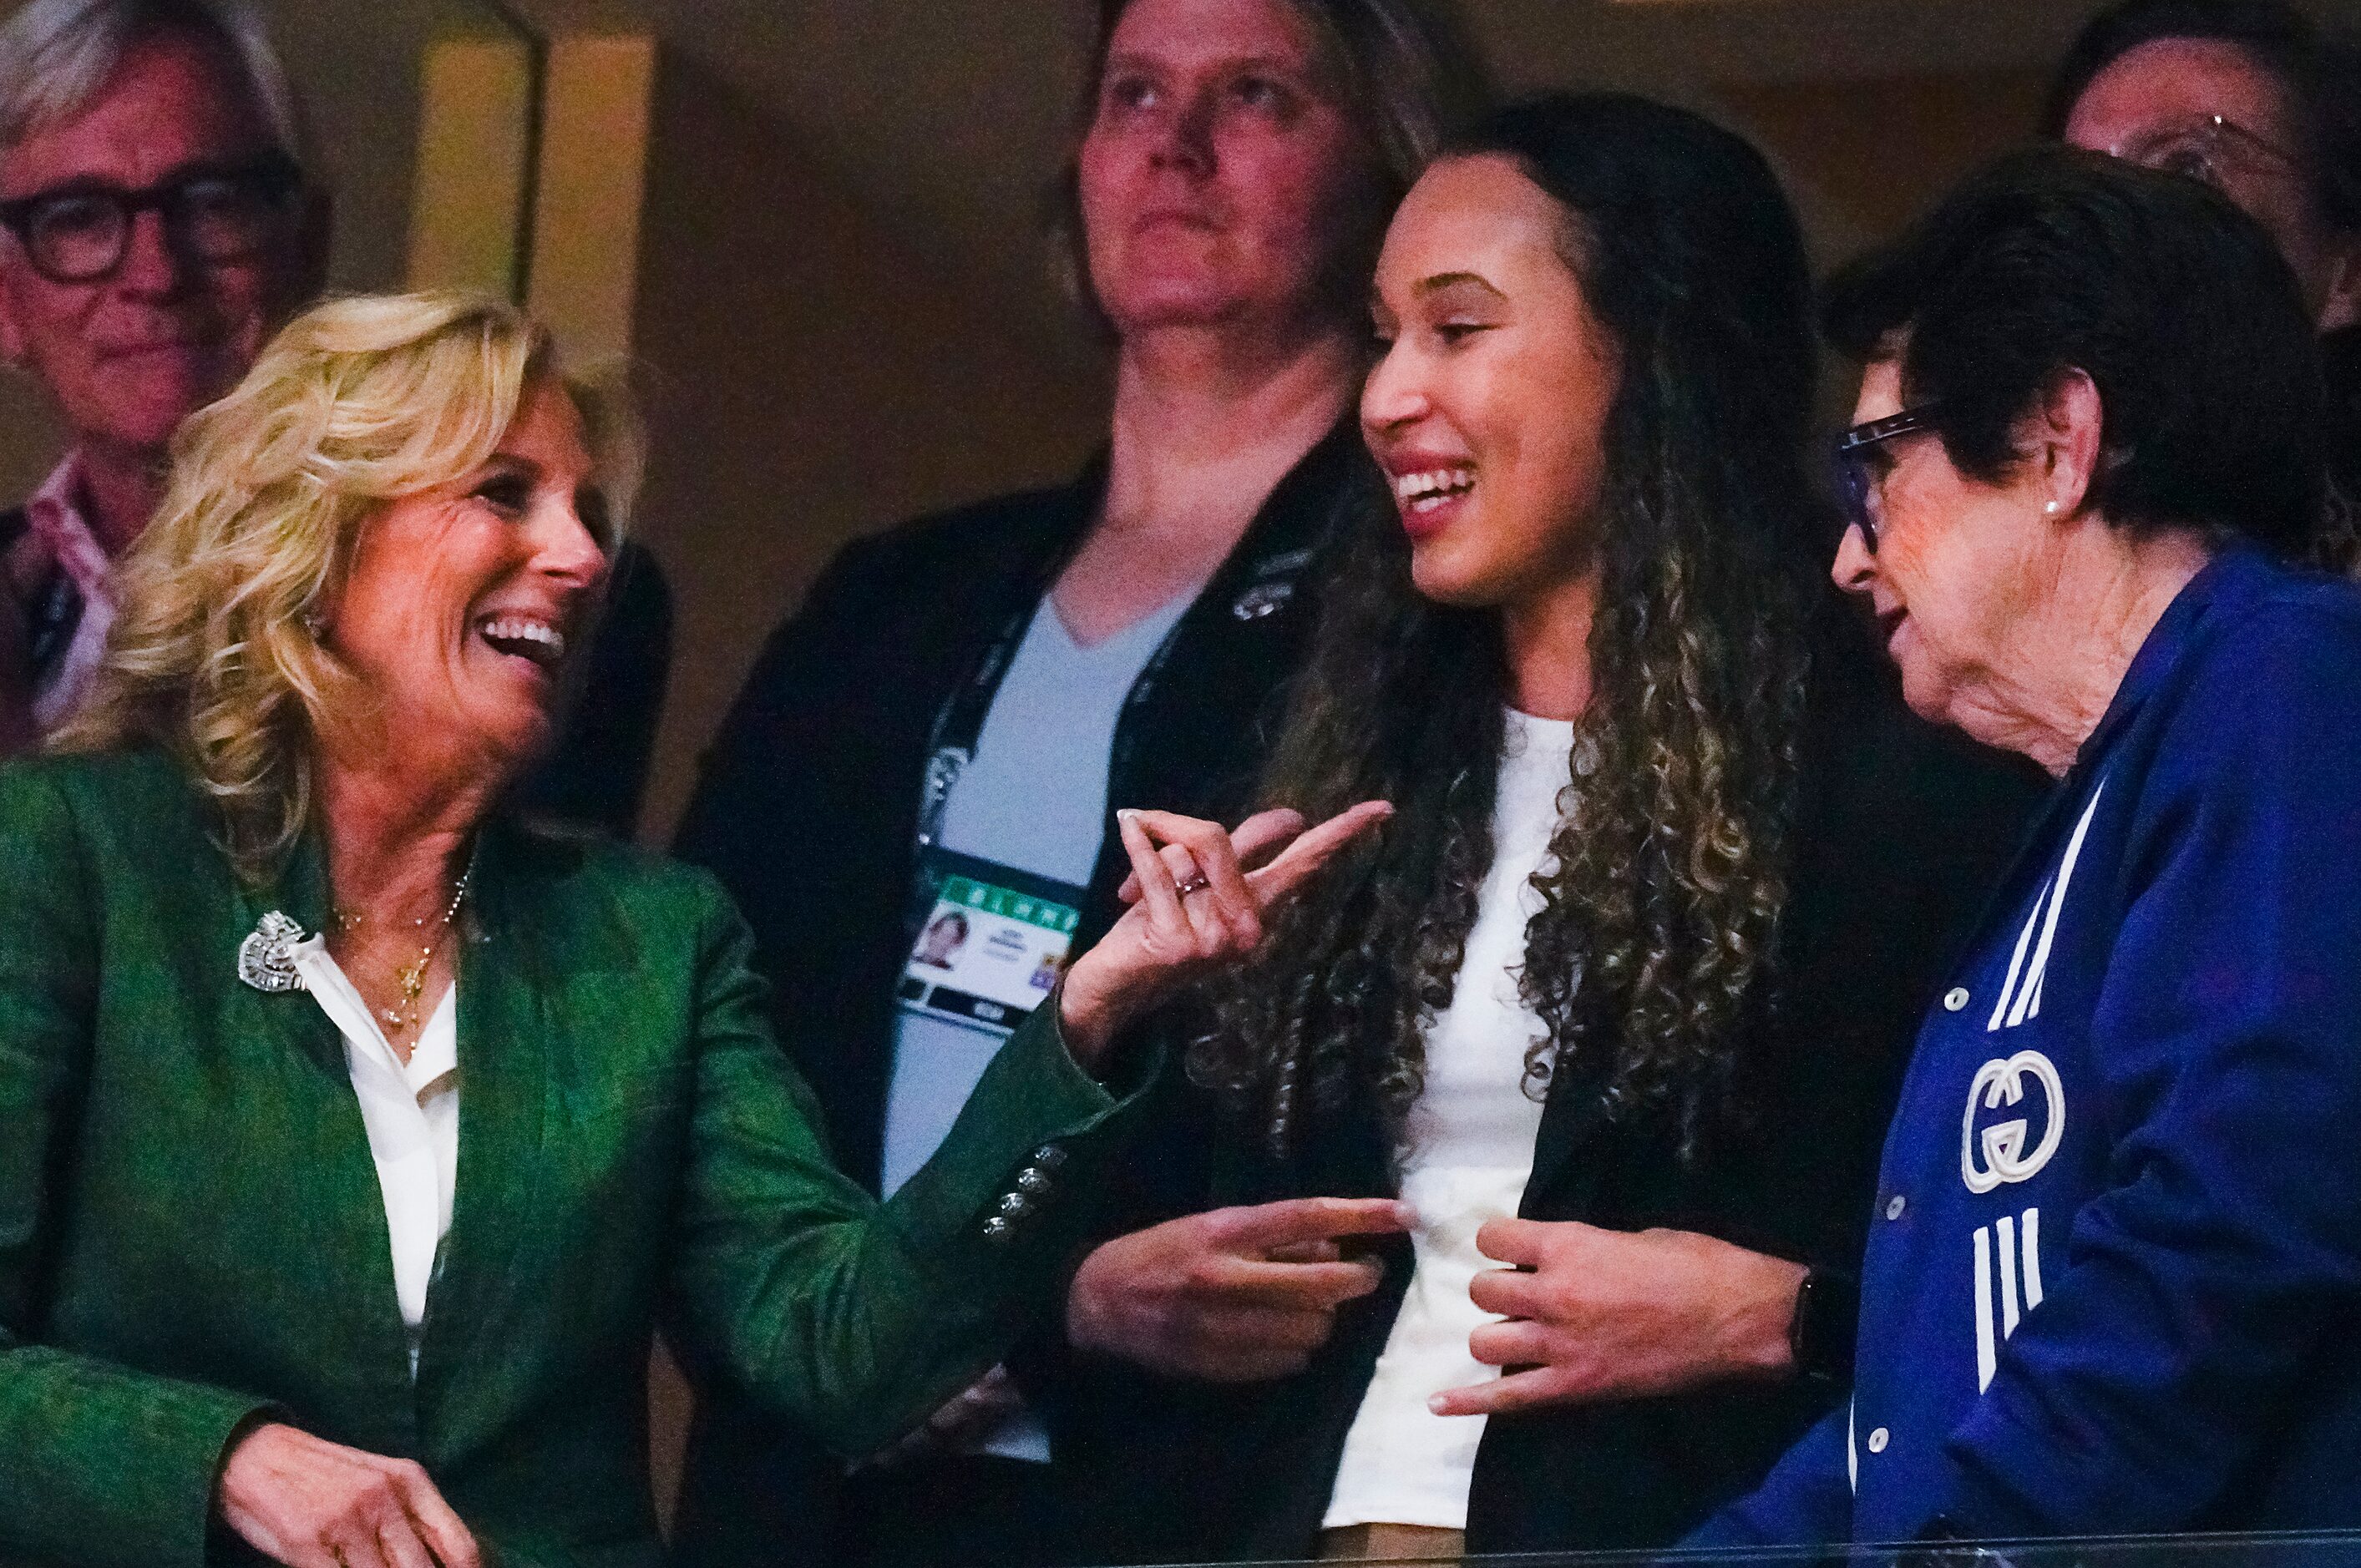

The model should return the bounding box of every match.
[1831,405,1941,553]
[0,154,304,285]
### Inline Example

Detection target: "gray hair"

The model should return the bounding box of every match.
[0,0,310,169]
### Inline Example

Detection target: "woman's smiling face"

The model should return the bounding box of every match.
[1361,153,1622,613]
[322,376,611,780]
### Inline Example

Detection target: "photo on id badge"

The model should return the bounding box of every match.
[899,849,1085,1035]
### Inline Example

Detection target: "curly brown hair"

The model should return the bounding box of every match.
[1193,95,1822,1161]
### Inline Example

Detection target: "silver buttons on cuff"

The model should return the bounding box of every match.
[983,1146,1066,1244]
[1943,988,1970,1013]
[1887,1195,1907,1221]
[1867,1427,1890,1454]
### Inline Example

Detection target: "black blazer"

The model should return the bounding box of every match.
[1048,594,2050,1562]
[672,423,1367,1191]
[669,425,1372,1565]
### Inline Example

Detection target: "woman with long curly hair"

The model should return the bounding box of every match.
[1052,94,2046,1562]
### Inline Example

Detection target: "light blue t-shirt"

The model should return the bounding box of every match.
[881,589,1193,1460]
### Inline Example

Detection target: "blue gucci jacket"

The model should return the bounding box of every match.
[1691,547,2361,1545]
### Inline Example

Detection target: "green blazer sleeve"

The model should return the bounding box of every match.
[0,749,1158,1568]
[0,766,279,1568]
[664,878,1138,1456]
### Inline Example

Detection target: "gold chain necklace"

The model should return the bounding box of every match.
[335,861,475,1036]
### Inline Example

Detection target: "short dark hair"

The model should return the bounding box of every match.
[1825,146,2326,557]
[2044,0,2361,235]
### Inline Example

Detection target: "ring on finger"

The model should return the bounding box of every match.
[1173,872,1213,898]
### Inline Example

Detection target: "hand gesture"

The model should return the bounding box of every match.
[1068,1196,1412,1381]
[218,1422,483,1568]
[1057,802,1390,1060]
[1428,1220,1806,1417]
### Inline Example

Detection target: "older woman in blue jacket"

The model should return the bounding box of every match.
[1693,149,2361,1544]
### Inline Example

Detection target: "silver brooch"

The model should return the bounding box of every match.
[236,911,310,994]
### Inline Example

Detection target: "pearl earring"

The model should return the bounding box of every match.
[2044,500,2062,516]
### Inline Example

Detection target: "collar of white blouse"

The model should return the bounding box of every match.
[287,935,460,1369]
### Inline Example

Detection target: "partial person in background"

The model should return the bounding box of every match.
[2049,0,2361,563]
[670,1,1486,1564]
[1691,147,2361,1548]
[1053,93,2044,1565]
[0,0,671,834]
[0,0,321,753]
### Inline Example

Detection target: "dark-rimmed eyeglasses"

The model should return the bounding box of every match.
[0,154,304,285]
[1832,405,1942,554]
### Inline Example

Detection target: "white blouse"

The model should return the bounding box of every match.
[1322,709,1572,1531]
[288,937,460,1377]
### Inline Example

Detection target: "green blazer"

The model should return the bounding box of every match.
[0,751,1143,1568]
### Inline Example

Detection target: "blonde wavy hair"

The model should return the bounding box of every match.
[55,290,641,883]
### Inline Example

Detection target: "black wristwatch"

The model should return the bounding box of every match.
[1788,1266,1860,1385]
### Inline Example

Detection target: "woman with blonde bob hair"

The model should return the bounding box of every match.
[0,290,1382,1568]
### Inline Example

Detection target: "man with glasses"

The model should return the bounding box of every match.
[2049,0,2361,562]
[0,0,323,751]
[0,0,674,839]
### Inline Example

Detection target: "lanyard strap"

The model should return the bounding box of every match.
[911,425,1357,868]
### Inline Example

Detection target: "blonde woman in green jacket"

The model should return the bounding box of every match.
[0,291,1390,1568]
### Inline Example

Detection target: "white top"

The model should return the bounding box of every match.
[289,938,460,1378]
[1323,709,1573,1530]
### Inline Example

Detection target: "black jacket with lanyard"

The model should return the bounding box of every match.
[670,421,1371,1565]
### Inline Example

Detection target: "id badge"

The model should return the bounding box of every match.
[899,848,1085,1036]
